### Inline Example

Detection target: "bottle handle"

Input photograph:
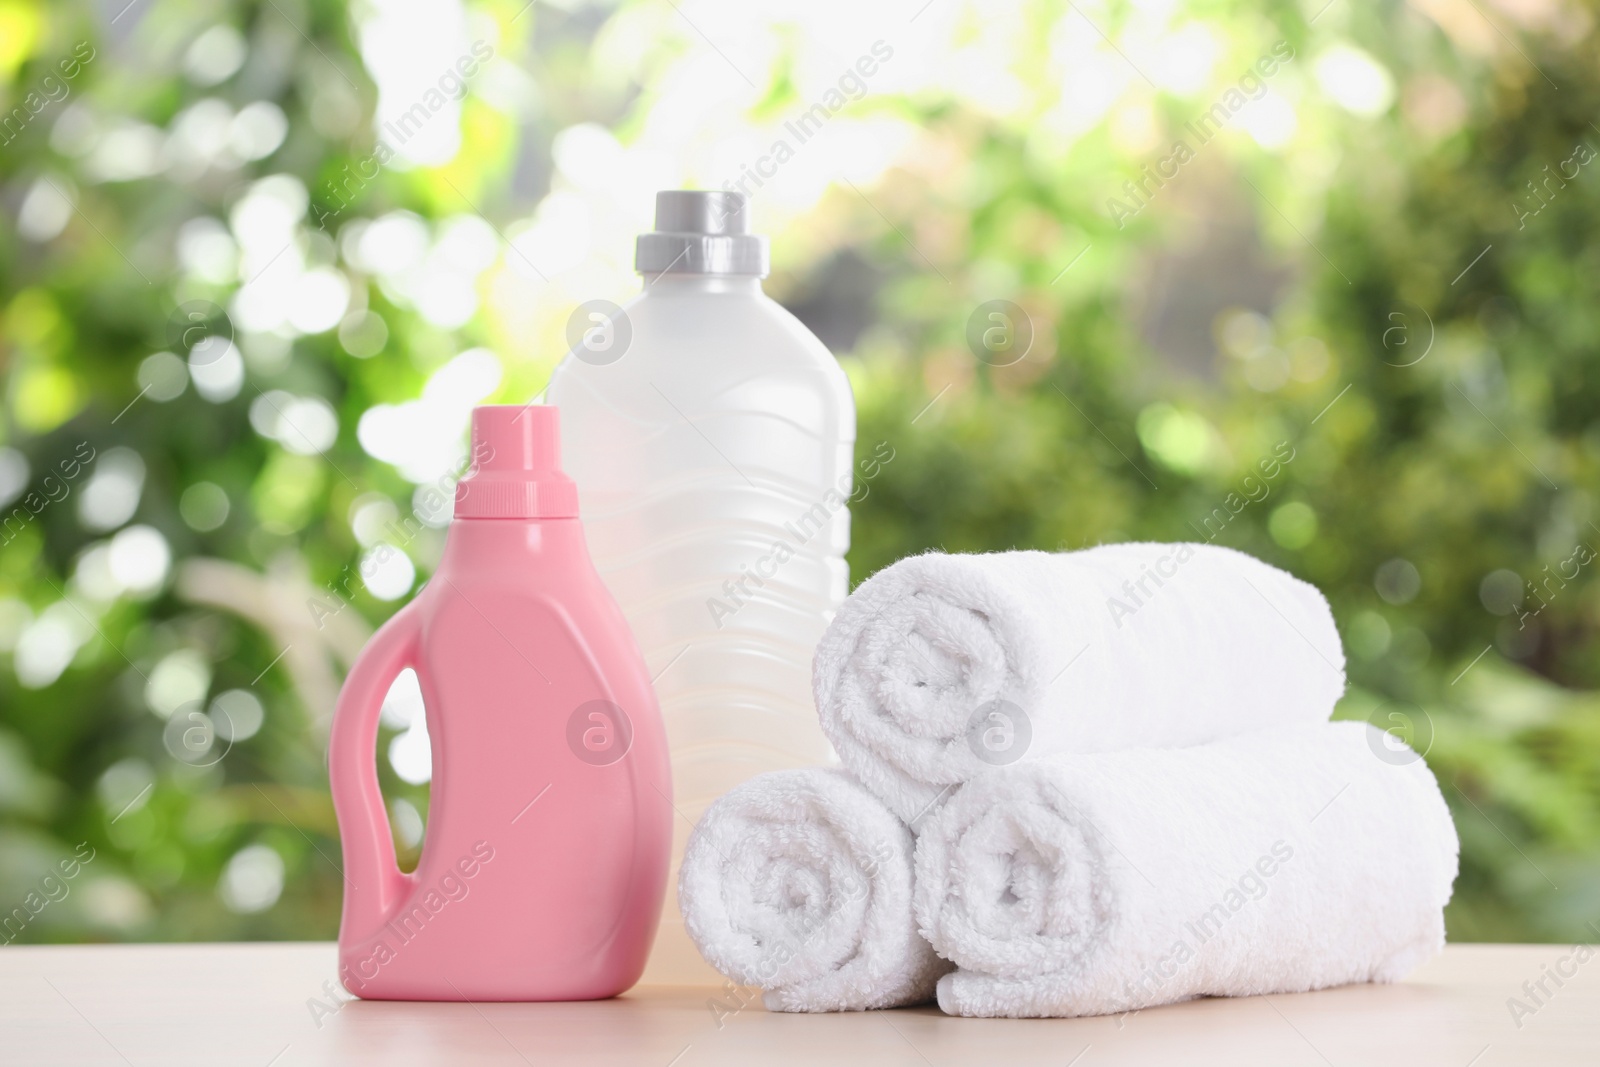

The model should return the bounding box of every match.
[329,600,422,944]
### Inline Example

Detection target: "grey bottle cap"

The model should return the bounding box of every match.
[635,191,769,277]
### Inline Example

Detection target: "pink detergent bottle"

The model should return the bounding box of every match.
[329,404,671,1001]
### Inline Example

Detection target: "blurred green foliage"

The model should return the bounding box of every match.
[2,0,1598,949]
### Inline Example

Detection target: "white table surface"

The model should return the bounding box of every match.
[1,942,1593,1065]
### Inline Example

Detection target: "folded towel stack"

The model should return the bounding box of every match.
[678,543,1460,1017]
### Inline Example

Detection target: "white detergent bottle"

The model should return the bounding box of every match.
[546,191,856,983]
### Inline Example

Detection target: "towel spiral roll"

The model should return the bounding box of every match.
[679,768,949,1011]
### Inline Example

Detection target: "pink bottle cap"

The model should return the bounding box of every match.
[453,405,579,519]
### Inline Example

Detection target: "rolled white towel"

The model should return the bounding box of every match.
[679,768,950,1011]
[914,721,1459,1018]
[814,543,1347,825]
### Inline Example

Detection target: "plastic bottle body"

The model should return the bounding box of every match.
[546,274,856,982]
[330,515,672,1000]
